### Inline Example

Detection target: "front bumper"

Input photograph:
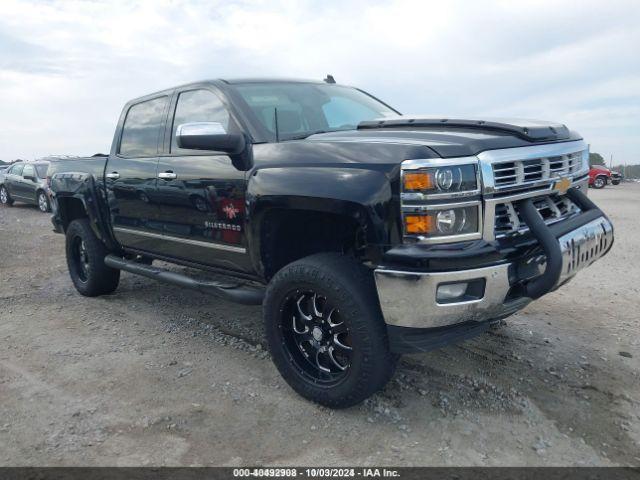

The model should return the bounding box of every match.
[375,208,613,352]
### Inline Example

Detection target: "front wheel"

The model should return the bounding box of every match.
[0,186,14,206]
[65,218,120,296]
[264,253,397,408]
[37,191,50,212]
[593,176,606,189]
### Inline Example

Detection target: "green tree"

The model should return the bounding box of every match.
[589,152,605,166]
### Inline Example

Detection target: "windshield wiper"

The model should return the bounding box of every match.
[282,128,355,141]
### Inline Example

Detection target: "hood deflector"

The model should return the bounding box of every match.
[358,117,571,142]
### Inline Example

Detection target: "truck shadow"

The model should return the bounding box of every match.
[111,267,638,464]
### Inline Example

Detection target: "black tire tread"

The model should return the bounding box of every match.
[0,186,14,206]
[65,218,120,296]
[37,190,50,212]
[264,252,397,408]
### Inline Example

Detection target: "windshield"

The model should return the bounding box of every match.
[231,82,399,141]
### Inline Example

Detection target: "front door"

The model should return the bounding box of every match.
[106,95,168,252]
[153,88,250,273]
[5,163,24,199]
[19,164,38,203]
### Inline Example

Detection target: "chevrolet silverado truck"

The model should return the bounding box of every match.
[50,78,614,408]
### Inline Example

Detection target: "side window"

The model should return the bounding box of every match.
[119,96,168,157]
[22,164,35,177]
[171,89,230,153]
[11,164,24,176]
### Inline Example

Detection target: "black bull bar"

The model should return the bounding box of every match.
[516,187,610,299]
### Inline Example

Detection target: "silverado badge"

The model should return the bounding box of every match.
[553,177,571,195]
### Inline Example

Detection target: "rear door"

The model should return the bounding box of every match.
[106,95,169,252]
[152,87,250,272]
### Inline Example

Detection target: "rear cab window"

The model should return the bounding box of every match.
[119,96,168,157]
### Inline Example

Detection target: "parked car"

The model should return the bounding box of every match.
[0,161,51,212]
[610,171,622,185]
[50,78,614,408]
[588,165,612,189]
[0,165,9,184]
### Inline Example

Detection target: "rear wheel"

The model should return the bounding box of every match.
[37,191,50,212]
[264,253,397,408]
[593,176,606,189]
[0,186,13,206]
[65,218,120,296]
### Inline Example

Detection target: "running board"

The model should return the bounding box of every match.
[104,255,264,305]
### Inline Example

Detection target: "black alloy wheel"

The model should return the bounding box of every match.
[283,290,353,385]
[71,236,91,282]
[264,253,397,408]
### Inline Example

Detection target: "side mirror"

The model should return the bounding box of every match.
[176,122,246,154]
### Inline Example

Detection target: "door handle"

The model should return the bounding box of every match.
[106,172,120,180]
[158,171,177,180]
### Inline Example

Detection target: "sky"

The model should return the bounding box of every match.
[0,0,638,165]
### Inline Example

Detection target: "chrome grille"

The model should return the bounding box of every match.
[492,151,583,191]
[494,194,581,237]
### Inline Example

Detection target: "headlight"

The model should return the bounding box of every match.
[403,164,477,196]
[401,159,482,244]
[404,204,480,239]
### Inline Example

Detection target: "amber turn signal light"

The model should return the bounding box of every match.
[403,172,433,191]
[405,214,434,234]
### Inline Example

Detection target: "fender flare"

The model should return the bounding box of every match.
[245,166,398,273]
[51,172,119,251]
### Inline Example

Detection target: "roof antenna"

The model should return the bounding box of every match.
[324,74,336,84]
[273,107,280,142]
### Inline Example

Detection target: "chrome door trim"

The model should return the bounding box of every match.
[113,226,246,253]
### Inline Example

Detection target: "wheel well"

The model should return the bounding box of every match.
[260,209,365,280]
[56,197,88,231]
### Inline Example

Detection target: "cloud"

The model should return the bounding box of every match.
[0,0,638,164]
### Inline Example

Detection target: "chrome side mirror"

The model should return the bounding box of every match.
[176,122,245,154]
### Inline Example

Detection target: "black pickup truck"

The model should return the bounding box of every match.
[50,77,614,408]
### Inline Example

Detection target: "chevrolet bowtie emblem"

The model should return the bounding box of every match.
[553,177,571,195]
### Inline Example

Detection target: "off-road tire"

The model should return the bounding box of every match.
[37,190,50,212]
[593,176,607,189]
[65,218,120,296]
[264,253,397,408]
[0,186,13,206]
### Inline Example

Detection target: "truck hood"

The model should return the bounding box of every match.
[307,116,581,158]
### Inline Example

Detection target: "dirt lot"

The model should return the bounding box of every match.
[1,185,639,467]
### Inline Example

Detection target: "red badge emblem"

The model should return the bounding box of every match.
[222,204,239,219]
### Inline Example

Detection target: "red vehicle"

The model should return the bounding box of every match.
[589,165,612,189]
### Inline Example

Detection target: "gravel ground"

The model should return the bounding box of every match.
[0,184,639,466]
